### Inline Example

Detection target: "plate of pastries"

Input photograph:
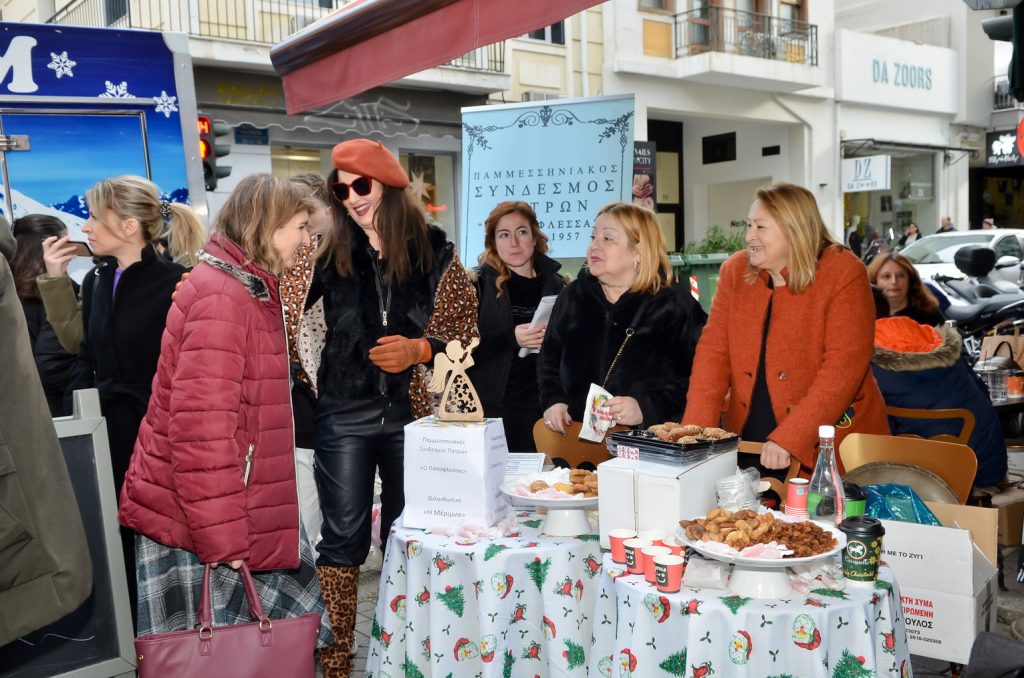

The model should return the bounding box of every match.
[677,508,844,566]
[502,468,599,508]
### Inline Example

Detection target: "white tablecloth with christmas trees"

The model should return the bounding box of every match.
[590,555,912,678]
[365,510,603,677]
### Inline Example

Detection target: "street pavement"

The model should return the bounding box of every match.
[349,545,1024,676]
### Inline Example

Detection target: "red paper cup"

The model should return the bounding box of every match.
[642,545,671,583]
[654,554,686,593]
[786,478,809,511]
[608,529,638,564]
[660,535,685,556]
[637,529,665,547]
[623,538,651,574]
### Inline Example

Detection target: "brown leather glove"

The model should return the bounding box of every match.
[368,335,432,373]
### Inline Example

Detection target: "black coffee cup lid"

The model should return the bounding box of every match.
[839,516,884,536]
[844,482,866,500]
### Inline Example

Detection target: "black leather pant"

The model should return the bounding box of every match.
[314,396,410,567]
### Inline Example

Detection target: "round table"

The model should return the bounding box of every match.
[366,510,603,677]
[590,554,913,677]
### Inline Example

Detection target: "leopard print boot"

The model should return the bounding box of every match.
[317,564,359,677]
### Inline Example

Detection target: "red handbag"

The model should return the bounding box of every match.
[135,563,321,677]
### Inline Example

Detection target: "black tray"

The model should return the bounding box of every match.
[606,429,714,464]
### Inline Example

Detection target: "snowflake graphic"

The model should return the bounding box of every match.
[153,91,178,118]
[47,51,76,78]
[99,81,134,98]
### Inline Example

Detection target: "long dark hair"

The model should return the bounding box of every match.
[10,214,67,301]
[325,168,433,282]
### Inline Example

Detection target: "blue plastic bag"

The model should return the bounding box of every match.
[864,484,942,526]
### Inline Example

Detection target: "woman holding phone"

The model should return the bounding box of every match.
[61,176,201,614]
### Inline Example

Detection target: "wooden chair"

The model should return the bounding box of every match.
[838,433,977,504]
[737,440,801,507]
[884,406,976,445]
[531,420,625,469]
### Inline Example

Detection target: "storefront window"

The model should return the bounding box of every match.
[400,152,457,244]
[270,145,325,179]
[844,151,937,249]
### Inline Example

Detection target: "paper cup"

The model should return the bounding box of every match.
[637,529,665,546]
[660,535,685,556]
[786,478,809,512]
[839,517,885,584]
[641,545,671,583]
[608,529,638,564]
[623,538,651,574]
[654,554,686,593]
[1009,375,1024,398]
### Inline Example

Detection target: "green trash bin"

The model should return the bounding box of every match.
[671,253,729,313]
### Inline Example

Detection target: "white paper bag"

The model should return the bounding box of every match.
[579,383,614,442]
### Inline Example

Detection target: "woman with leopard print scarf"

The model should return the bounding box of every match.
[306,140,478,676]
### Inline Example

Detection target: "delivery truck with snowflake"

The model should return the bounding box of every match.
[0,22,206,246]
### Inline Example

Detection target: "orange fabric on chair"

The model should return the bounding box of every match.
[874,317,942,353]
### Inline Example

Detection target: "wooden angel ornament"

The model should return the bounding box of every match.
[428,338,484,421]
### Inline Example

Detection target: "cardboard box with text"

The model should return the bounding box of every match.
[880,502,998,664]
[403,416,509,530]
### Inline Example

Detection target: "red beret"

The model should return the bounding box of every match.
[331,139,409,188]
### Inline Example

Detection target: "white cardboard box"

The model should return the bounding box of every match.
[597,451,738,548]
[402,416,509,530]
[880,502,999,664]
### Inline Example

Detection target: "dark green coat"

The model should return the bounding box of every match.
[0,225,91,646]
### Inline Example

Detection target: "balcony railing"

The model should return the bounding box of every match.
[48,0,505,73]
[994,77,1021,111]
[674,6,818,66]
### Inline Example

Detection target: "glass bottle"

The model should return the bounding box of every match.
[807,425,845,526]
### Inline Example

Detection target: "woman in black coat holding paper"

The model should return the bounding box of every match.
[468,201,566,451]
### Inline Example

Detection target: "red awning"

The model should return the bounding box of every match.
[271,0,604,114]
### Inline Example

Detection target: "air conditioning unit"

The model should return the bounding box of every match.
[522,90,566,102]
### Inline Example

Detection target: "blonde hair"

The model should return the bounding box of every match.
[478,201,549,297]
[164,203,208,267]
[743,182,840,293]
[86,176,204,256]
[595,201,672,296]
[215,173,315,274]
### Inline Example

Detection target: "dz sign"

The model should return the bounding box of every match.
[842,153,891,193]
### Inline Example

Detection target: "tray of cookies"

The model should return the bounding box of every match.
[677,508,844,566]
[607,424,722,464]
[501,468,599,509]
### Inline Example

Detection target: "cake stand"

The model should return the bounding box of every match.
[501,474,598,537]
[677,518,846,598]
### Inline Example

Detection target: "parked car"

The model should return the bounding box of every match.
[900,230,1024,287]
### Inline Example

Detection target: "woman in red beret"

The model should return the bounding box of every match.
[307,139,478,675]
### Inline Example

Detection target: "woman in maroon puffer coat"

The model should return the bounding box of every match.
[119,174,333,648]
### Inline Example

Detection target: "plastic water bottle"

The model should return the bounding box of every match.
[807,425,845,526]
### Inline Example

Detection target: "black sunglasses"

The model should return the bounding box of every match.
[331,175,373,202]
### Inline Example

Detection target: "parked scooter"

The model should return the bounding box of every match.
[932,245,1024,359]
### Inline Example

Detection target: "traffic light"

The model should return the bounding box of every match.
[983,5,1024,102]
[197,114,232,191]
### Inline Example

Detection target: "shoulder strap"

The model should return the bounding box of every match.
[601,295,653,388]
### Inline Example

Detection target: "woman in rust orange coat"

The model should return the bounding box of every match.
[683,182,889,475]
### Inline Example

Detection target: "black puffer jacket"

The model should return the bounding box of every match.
[468,254,566,409]
[537,269,707,427]
[316,223,453,403]
[22,298,77,416]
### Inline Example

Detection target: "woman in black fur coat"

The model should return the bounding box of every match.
[309,140,478,674]
[538,201,706,433]
[468,201,566,451]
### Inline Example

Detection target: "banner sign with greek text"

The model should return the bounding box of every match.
[460,94,635,260]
